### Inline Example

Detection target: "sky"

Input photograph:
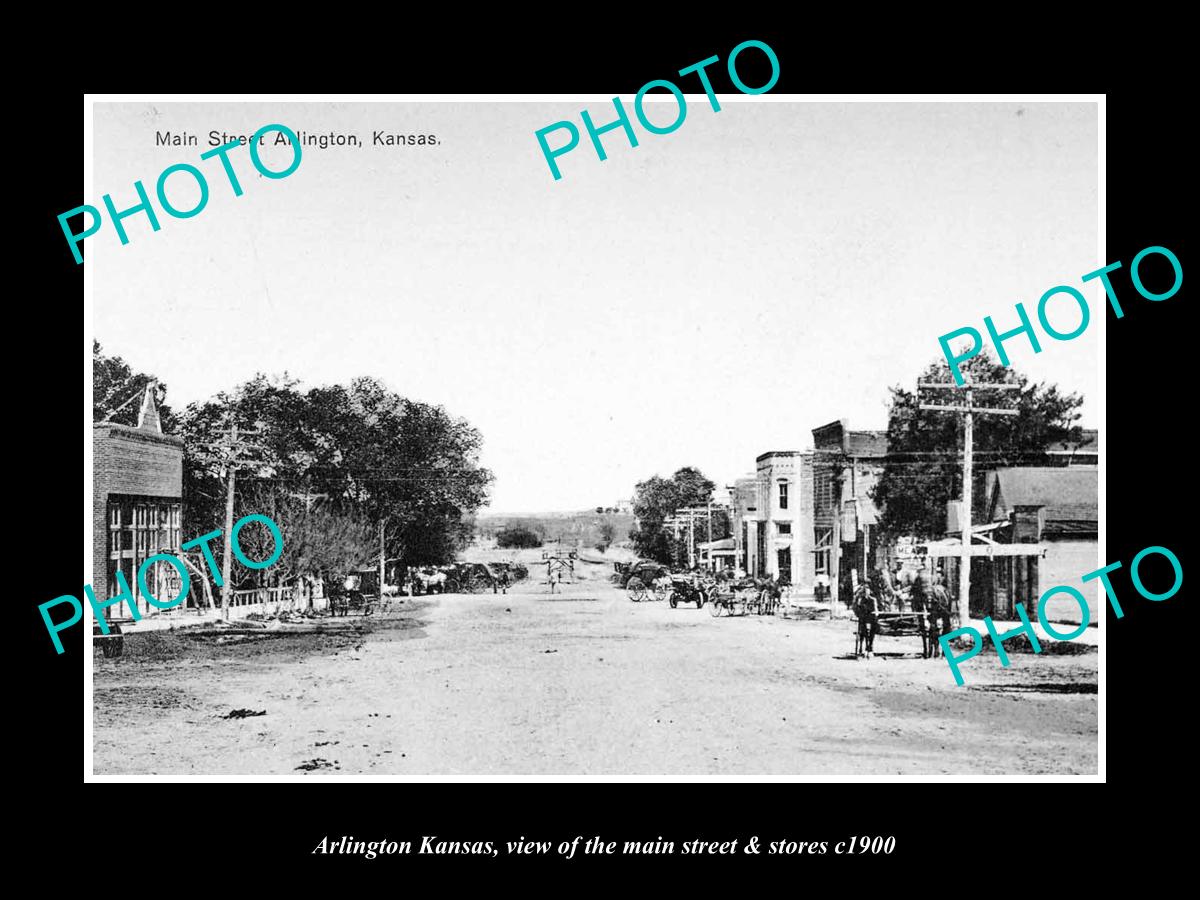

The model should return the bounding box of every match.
[91,100,1099,513]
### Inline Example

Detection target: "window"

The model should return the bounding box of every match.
[778,481,789,510]
[813,527,833,576]
[777,523,792,535]
[106,495,183,614]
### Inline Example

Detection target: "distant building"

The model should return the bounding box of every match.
[727,475,758,575]
[697,537,737,571]
[92,387,185,618]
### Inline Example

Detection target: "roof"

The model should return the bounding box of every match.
[756,450,802,462]
[698,538,736,551]
[989,467,1097,523]
[93,421,184,448]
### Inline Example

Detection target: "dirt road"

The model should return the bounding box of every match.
[93,575,1098,776]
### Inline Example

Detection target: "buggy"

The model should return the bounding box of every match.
[666,574,708,609]
[624,562,671,602]
[329,570,377,617]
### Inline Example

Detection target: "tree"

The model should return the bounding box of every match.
[871,350,1086,542]
[597,521,617,553]
[232,481,375,588]
[93,340,177,432]
[177,374,494,586]
[629,466,718,564]
[496,526,542,549]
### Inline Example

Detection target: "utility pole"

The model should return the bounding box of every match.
[216,419,263,620]
[691,513,700,571]
[918,377,1019,625]
[221,422,238,620]
[379,519,387,601]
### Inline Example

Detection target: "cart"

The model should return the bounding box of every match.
[666,575,708,609]
[860,610,933,658]
[625,562,670,602]
[709,578,776,617]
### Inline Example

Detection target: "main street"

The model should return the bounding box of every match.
[93,569,1097,777]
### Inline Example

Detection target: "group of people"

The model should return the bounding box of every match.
[854,562,956,658]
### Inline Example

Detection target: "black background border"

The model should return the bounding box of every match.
[20,24,1187,882]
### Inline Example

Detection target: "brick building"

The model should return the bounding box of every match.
[92,387,185,618]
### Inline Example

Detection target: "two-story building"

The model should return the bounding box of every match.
[727,475,758,575]
[92,387,185,619]
[810,420,889,606]
[754,451,815,589]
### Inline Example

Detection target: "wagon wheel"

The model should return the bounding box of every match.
[695,590,706,609]
[627,577,648,603]
[709,599,724,617]
[444,578,460,594]
[653,584,671,603]
[669,592,678,609]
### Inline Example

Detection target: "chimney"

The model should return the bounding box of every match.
[137,382,162,433]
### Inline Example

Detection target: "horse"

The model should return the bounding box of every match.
[926,583,954,658]
[853,582,880,658]
[414,567,448,595]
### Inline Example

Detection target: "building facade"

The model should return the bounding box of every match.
[811,421,889,606]
[977,466,1099,622]
[728,475,758,576]
[754,451,815,589]
[92,388,185,618]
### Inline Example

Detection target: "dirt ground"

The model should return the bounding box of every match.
[93,552,1098,776]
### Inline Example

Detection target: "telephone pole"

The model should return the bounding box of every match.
[918,378,1019,624]
[215,419,263,620]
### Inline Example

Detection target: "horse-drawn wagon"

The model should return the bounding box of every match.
[329,569,378,616]
[708,576,780,617]
[622,561,672,602]
[851,574,953,659]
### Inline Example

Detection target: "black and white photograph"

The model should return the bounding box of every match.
[84,96,1101,779]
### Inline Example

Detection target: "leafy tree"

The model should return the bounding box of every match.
[629,466,719,564]
[496,526,543,549]
[598,521,617,551]
[871,350,1085,542]
[92,340,177,432]
[177,374,494,586]
[231,481,375,589]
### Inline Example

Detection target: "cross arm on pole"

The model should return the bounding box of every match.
[918,382,1022,391]
[919,404,1019,415]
